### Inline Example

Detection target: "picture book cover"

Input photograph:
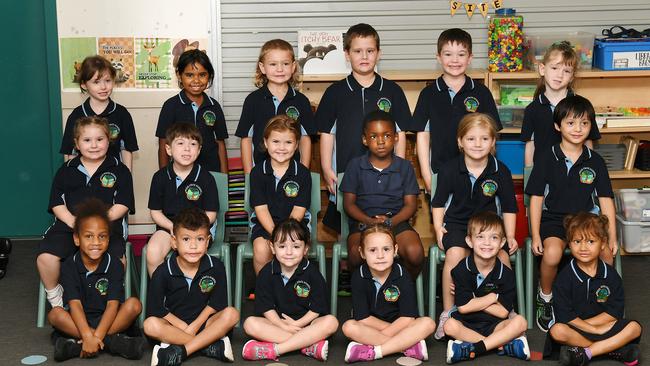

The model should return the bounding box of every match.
[297,30,350,74]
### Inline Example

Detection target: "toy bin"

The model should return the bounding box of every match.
[499,85,536,106]
[615,188,650,222]
[524,31,595,70]
[496,140,525,175]
[593,39,650,70]
[616,215,650,253]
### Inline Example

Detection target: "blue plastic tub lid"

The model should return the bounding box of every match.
[497,140,525,145]
[495,8,517,15]
[595,39,650,48]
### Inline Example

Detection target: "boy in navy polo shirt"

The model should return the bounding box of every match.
[237,39,316,173]
[444,212,529,364]
[526,95,618,333]
[546,212,641,366]
[49,198,144,361]
[342,224,435,363]
[242,219,339,362]
[146,122,218,276]
[156,50,229,173]
[145,207,239,366]
[340,110,422,279]
[413,28,501,193]
[316,23,412,229]
[249,115,311,275]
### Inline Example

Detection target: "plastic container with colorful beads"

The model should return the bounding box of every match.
[488,8,524,72]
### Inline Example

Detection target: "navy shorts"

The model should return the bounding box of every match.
[544,319,641,359]
[251,219,310,242]
[349,220,415,236]
[540,220,566,242]
[452,312,501,337]
[39,222,126,259]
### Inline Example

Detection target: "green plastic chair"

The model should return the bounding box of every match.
[330,173,425,317]
[523,166,623,329]
[233,172,327,322]
[138,172,232,326]
[37,241,136,327]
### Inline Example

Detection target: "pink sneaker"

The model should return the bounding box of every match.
[404,339,428,361]
[241,340,278,361]
[435,309,451,340]
[345,342,375,363]
[301,339,328,361]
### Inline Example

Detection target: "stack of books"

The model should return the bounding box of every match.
[224,158,248,243]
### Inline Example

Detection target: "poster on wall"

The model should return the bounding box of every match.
[297,30,350,74]
[98,37,135,88]
[169,38,209,88]
[135,37,173,88]
[59,37,97,89]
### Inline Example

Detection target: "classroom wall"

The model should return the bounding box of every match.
[51,0,650,233]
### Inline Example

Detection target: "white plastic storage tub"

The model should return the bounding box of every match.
[616,215,650,253]
[615,188,650,222]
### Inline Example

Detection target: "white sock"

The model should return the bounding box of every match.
[374,346,383,359]
[539,290,552,302]
[46,284,63,308]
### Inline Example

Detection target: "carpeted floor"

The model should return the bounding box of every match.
[0,240,646,365]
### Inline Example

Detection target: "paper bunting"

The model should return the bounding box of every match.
[450,0,504,18]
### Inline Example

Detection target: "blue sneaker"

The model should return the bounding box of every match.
[498,336,530,360]
[446,340,476,364]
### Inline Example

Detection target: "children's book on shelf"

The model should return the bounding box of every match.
[297,30,350,74]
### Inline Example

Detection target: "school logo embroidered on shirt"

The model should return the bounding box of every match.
[185,184,203,201]
[203,110,217,126]
[100,172,117,188]
[294,280,311,298]
[285,106,300,120]
[377,97,392,113]
[199,276,216,293]
[283,181,300,198]
[383,285,400,302]
[596,285,610,303]
[579,167,596,184]
[464,96,479,112]
[109,123,120,140]
[95,278,109,296]
[481,180,498,197]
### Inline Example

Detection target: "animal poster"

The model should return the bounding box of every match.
[59,37,97,89]
[169,38,209,88]
[135,38,173,88]
[98,37,135,88]
[297,30,350,74]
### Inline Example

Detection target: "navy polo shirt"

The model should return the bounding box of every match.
[351,263,418,323]
[155,91,229,172]
[60,98,139,162]
[61,252,124,323]
[340,153,420,217]
[525,144,613,221]
[431,155,517,226]
[235,85,316,165]
[412,75,502,173]
[451,256,515,325]
[147,252,228,324]
[148,163,218,220]
[48,156,134,237]
[255,258,328,319]
[552,258,624,324]
[520,91,600,164]
[250,159,311,226]
[315,73,412,173]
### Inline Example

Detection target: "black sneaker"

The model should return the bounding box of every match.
[54,337,81,362]
[608,343,640,365]
[105,333,146,360]
[535,292,555,332]
[202,336,234,362]
[559,346,589,366]
[151,344,186,366]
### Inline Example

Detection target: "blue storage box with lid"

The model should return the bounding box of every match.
[593,39,650,70]
[496,140,525,175]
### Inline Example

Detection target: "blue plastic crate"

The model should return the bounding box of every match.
[496,140,525,175]
[593,39,650,70]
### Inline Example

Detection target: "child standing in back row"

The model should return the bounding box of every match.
[236,39,316,173]
[521,41,600,166]
[60,55,138,170]
[156,49,229,173]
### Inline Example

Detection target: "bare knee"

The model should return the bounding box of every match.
[143,317,163,337]
[542,240,564,265]
[320,315,339,335]
[627,320,642,338]
[123,297,142,316]
[512,314,527,332]
[242,316,262,336]
[417,316,436,334]
[347,234,362,267]
[444,248,467,270]
[443,318,461,337]
[549,323,570,342]
[48,307,67,325]
[219,306,240,326]
[342,319,359,338]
